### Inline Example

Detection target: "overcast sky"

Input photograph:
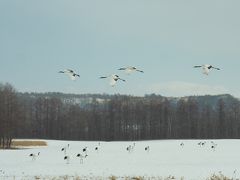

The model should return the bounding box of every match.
[1,0,240,97]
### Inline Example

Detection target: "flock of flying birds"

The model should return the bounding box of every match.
[58,64,220,87]
[58,66,144,87]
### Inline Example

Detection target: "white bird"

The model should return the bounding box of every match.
[29,152,40,161]
[194,64,220,75]
[76,153,88,164]
[118,66,144,74]
[100,74,126,87]
[126,144,135,153]
[61,147,67,155]
[82,147,88,155]
[95,146,99,153]
[211,141,217,151]
[145,146,150,153]
[232,169,237,180]
[61,144,70,155]
[64,155,70,164]
[59,69,80,80]
[126,145,131,153]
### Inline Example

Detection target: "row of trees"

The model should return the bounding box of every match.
[1,83,240,148]
[0,83,22,148]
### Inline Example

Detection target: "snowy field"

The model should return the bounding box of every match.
[0,139,240,180]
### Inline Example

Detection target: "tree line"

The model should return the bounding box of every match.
[1,83,240,148]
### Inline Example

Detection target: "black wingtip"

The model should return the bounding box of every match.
[67,69,74,72]
[193,65,203,68]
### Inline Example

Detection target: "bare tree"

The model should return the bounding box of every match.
[0,83,20,148]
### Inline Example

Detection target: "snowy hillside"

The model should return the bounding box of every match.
[0,139,239,179]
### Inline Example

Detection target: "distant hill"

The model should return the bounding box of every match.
[17,92,239,110]
[167,94,238,109]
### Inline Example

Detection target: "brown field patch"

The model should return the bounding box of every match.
[12,140,47,147]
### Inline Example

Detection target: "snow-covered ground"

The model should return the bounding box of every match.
[0,139,239,179]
